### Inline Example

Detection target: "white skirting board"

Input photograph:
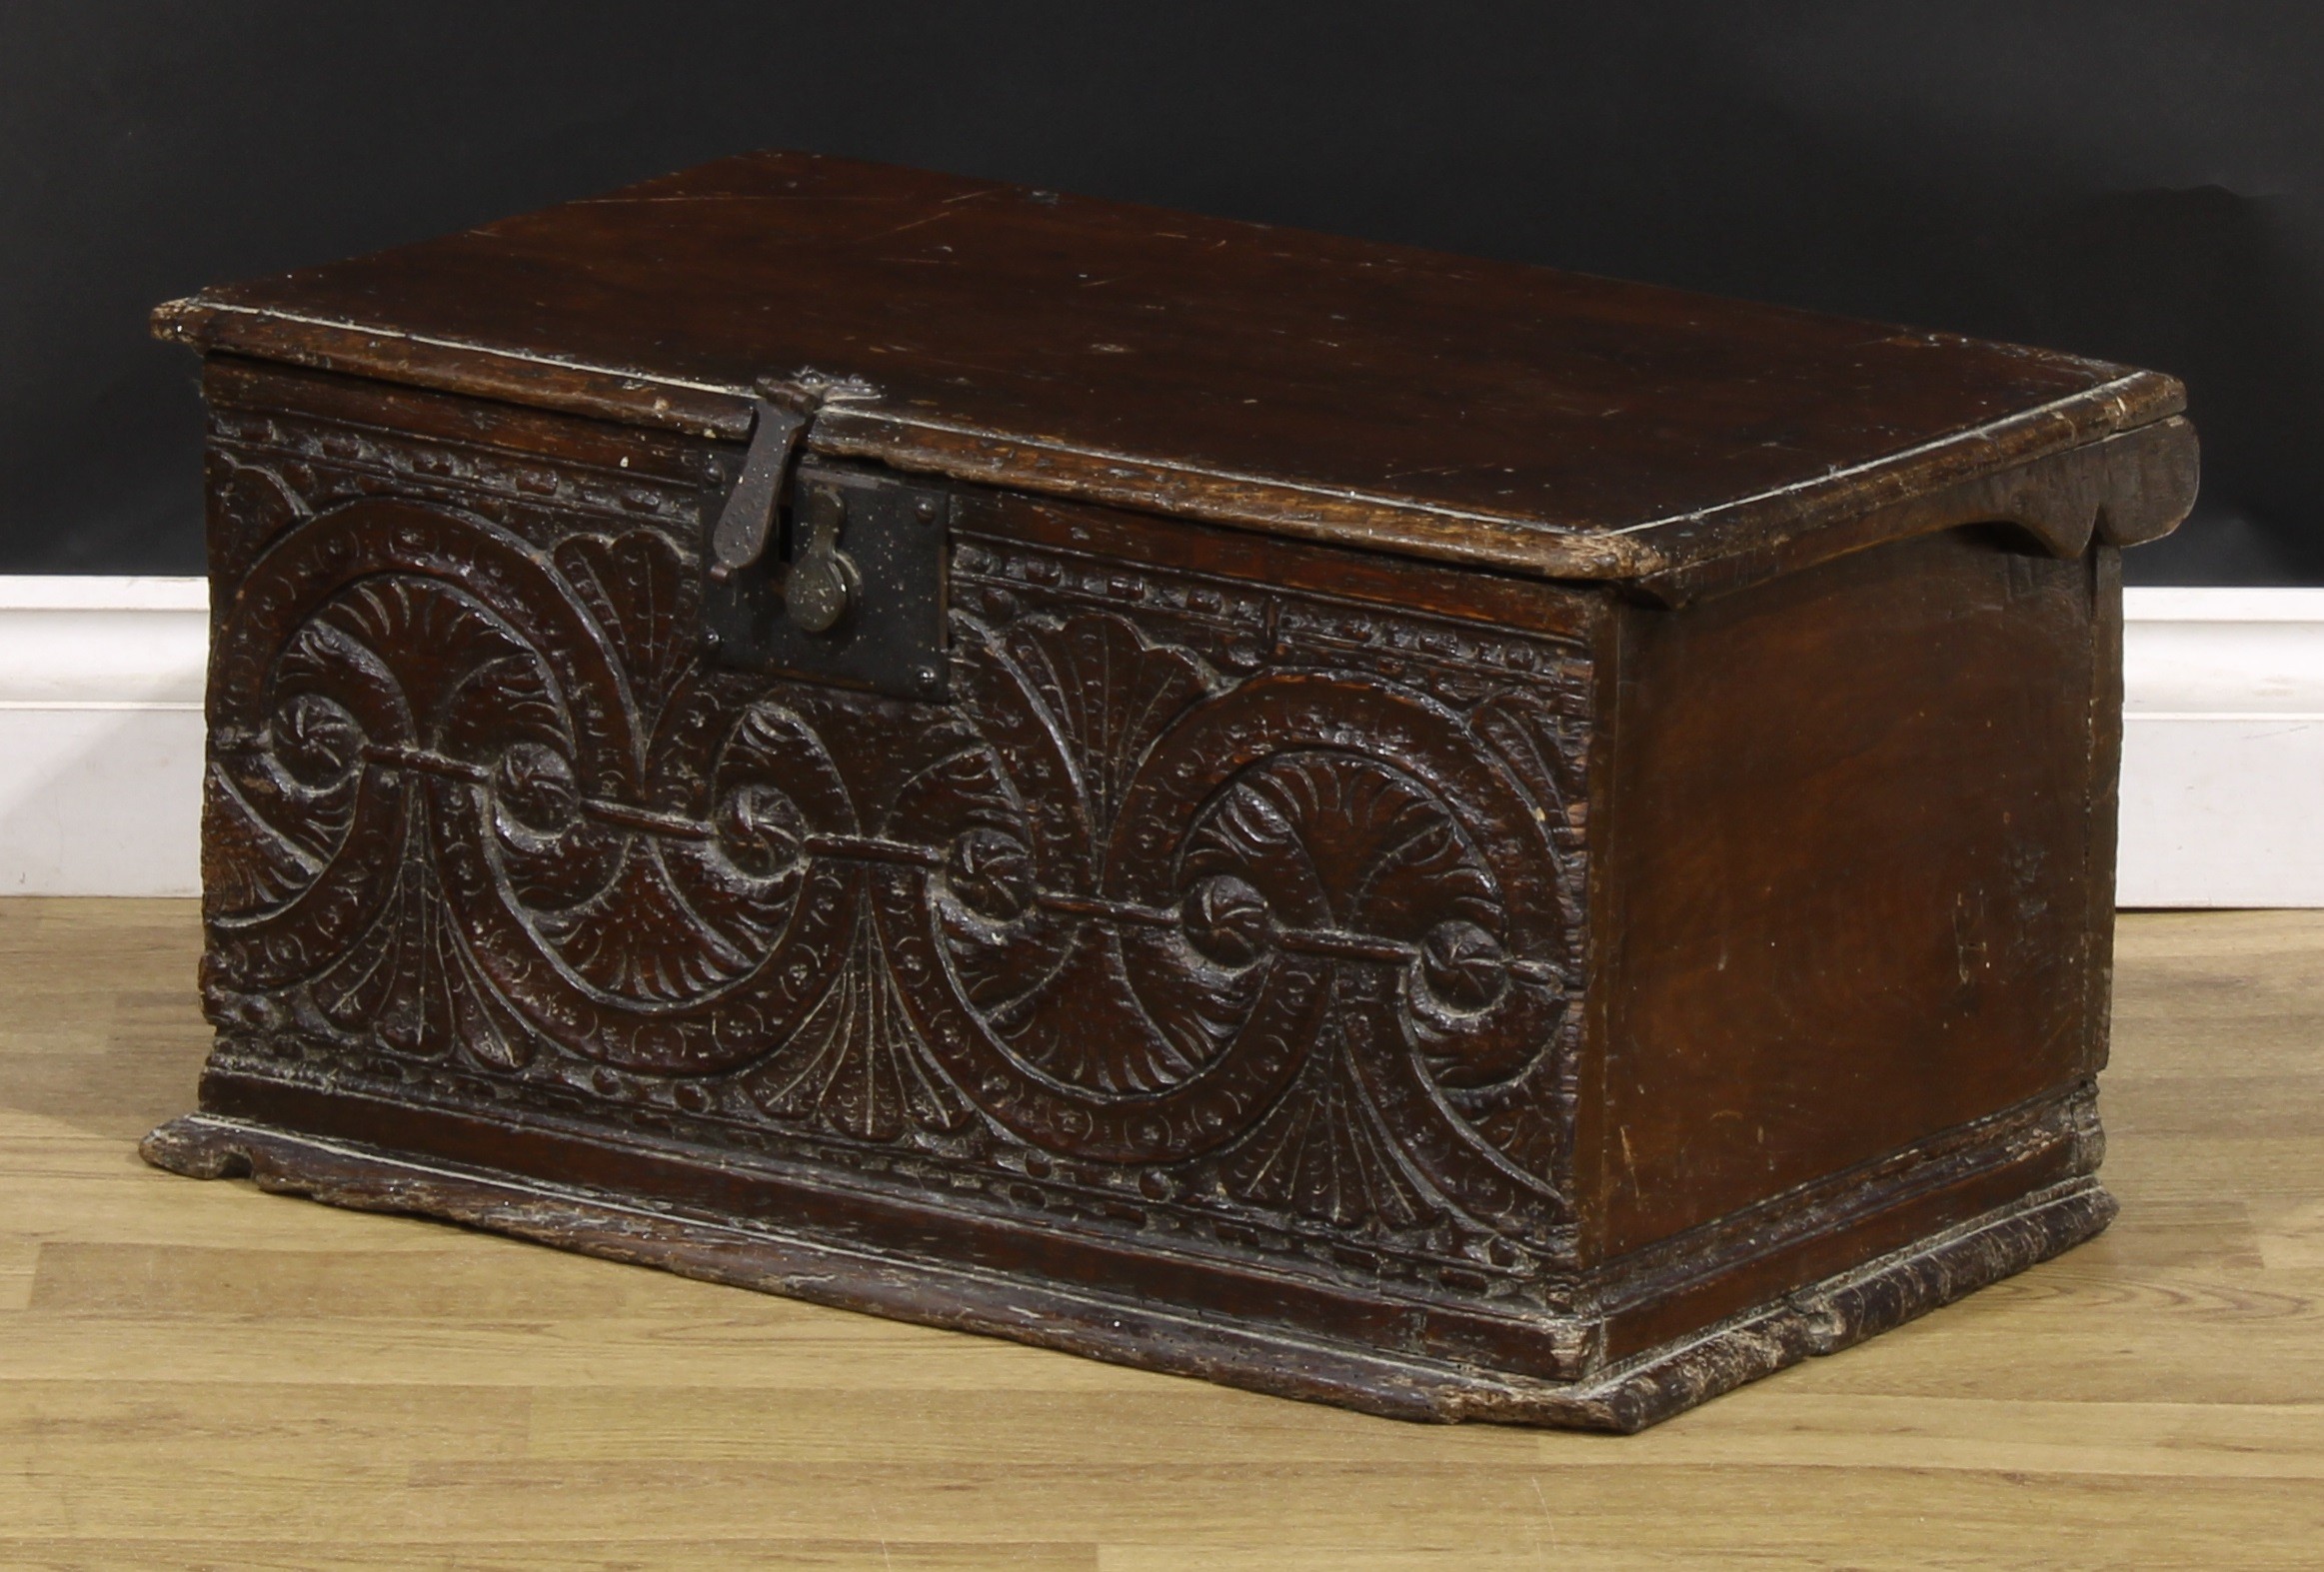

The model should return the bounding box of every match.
[2118,587,2324,907]
[1,577,2318,904]
[0,578,209,896]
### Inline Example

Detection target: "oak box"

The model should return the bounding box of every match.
[143,152,2197,1430]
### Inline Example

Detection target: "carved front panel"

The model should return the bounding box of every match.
[197,387,1596,1295]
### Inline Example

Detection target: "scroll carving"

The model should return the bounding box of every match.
[200,407,1596,1280]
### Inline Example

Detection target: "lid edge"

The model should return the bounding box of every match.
[153,295,2183,587]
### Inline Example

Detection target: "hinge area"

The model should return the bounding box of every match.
[706,394,814,586]
[702,392,951,701]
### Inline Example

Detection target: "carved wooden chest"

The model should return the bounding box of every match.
[143,151,2197,1430]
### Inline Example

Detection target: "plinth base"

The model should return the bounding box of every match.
[142,1111,2114,1433]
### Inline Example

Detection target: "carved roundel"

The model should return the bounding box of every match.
[202,483,1579,1225]
[202,498,863,1073]
[880,614,1573,1173]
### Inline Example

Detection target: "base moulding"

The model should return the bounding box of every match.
[142,1110,2114,1433]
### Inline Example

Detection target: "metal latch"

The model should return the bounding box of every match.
[703,393,951,701]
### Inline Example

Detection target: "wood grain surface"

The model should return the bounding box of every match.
[1,898,2317,1568]
[151,151,2194,585]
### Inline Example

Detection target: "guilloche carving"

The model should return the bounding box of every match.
[199,413,1595,1268]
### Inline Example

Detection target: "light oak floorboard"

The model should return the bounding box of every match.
[0,898,2318,1568]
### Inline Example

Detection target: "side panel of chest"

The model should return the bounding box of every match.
[190,362,1603,1324]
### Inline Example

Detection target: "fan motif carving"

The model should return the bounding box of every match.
[202,462,1588,1252]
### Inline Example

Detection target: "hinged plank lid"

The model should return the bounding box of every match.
[155,150,2195,597]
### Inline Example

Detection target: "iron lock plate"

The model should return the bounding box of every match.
[703,455,952,701]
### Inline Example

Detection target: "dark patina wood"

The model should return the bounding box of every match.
[144,152,2194,1430]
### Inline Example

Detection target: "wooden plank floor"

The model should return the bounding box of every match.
[1,899,2318,1569]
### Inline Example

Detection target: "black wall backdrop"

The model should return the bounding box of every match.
[5,1,2321,582]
